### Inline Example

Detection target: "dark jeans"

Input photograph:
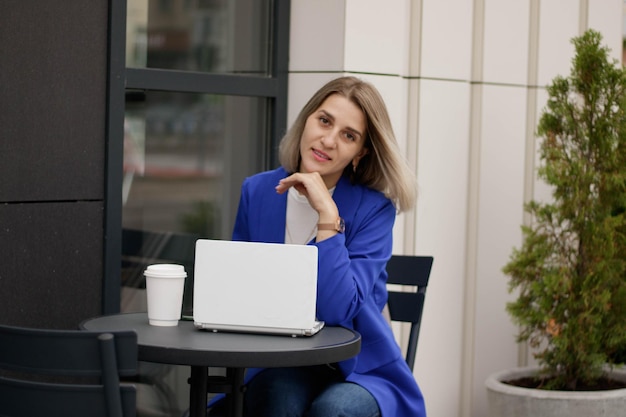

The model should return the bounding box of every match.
[236,365,381,417]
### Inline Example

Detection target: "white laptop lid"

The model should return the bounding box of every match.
[192,239,323,336]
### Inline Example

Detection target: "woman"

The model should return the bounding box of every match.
[230,76,425,417]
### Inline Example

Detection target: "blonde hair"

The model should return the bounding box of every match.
[278,76,417,212]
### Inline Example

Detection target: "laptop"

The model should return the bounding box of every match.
[192,239,324,337]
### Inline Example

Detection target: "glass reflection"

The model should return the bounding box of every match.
[127,0,271,74]
[122,91,267,237]
[121,91,267,317]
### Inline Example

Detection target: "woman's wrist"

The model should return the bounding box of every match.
[317,205,339,223]
[318,217,345,234]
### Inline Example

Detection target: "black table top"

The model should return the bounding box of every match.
[81,313,361,369]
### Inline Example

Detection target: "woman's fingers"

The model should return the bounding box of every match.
[275,175,301,194]
[276,172,323,194]
[275,173,337,215]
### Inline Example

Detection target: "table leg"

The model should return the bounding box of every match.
[226,368,246,417]
[189,366,208,417]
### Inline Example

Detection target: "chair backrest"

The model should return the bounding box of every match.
[0,324,138,417]
[386,255,434,371]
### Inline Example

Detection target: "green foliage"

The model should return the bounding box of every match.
[179,200,220,238]
[503,30,626,390]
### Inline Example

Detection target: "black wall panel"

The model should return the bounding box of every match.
[0,202,103,329]
[0,1,107,202]
[0,1,109,328]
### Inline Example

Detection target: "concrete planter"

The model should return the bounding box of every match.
[485,366,626,417]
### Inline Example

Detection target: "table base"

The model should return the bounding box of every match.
[189,367,246,417]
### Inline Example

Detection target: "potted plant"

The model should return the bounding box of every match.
[486,29,626,417]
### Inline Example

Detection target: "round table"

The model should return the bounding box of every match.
[81,313,361,417]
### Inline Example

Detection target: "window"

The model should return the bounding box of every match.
[127,0,270,74]
[105,0,290,315]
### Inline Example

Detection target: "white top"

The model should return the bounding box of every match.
[285,186,335,245]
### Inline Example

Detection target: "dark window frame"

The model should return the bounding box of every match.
[103,0,290,314]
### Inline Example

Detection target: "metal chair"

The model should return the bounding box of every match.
[0,324,138,417]
[386,255,434,371]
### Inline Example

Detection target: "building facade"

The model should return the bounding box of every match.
[298,1,621,416]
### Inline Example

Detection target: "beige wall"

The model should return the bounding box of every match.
[287,1,623,416]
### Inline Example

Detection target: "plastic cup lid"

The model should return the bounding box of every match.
[144,263,187,278]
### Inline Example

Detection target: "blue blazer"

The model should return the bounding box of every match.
[232,167,426,417]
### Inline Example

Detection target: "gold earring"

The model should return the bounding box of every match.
[352,160,358,173]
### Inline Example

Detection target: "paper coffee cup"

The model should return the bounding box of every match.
[144,264,187,326]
